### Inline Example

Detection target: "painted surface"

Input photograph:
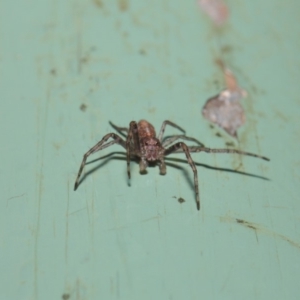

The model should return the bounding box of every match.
[1,0,300,299]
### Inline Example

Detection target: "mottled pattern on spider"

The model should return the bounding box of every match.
[74,120,269,210]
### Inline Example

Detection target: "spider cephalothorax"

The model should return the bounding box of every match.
[74,120,269,210]
[140,137,163,161]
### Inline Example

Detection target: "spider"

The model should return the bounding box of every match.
[74,120,269,210]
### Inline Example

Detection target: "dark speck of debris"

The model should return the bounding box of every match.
[225,141,235,147]
[139,49,146,55]
[220,45,233,54]
[247,224,256,230]
[50,68,56,76]
[118,0,129,11]
[80,104,87,112]
[236,218,256,230]
[178,197,185,204]
[62,294,70,300]
[93,0,103,8]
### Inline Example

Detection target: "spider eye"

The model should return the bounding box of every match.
[144,138,158,146]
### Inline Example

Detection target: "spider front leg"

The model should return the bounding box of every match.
[157,120,186,142]
[162,135,205,148]
[159,159,166,175]
[183,146,270,161]
[126,121,141,179]
[164,142,200,210]
[109,121,129,137]
[74,133,126,190]
[139,158,148,174]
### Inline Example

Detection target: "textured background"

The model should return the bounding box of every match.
[1,0,300,299]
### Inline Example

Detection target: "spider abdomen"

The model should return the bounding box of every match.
[137,120,156,139]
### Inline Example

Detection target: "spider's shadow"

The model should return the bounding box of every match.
[75,151,270,192]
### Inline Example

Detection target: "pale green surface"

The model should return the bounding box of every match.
[1,0,300,299]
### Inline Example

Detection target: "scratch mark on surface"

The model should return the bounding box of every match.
[65,180,70,266]
[236,219,259,243]
[157,218,161,231]
[68,207,88,216]
[75,4,83,74]
[33,68,51,299]
[34,171,43,300]
[6,193,25,207]
[76,278,80,300]
[107,214,163,231]
[116,271,120,298]
[263,205,290,209]
[220,263,234,291]
[85,189,91,226]
[254,228,259,243]
[142,214,162,223]
[221,216,300,250]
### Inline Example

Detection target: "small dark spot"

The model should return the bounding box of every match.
[225,142,234,147]
[80,104,87,112]
[178,197,185,204]
[147,107,156,114]
[215,58,225,69]
[93,0,103,8]
[62,294,70,300]
[250,84,258,94]
[80,56,89,64]
[213,79,221,88]
[215,132,222,137]
[50,68,57,76]
[220,45,233,54]
[236,219,257,230]
[118,0,129,11]
[139,49,146,55]
[246,225,256,230]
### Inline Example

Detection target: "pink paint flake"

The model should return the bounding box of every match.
[202,66,247,138]
[198,0,229,26]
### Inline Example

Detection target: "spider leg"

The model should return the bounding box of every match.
[162,135,205,148]
[158,159,166,175]
[139,158,148,174]
[109,121,129,137]
[157,120,186,143]
[164,142,200,210]
[95,139,123,151]
[74,133,126,190]
[176,146,270,161]
[126,121,141,179]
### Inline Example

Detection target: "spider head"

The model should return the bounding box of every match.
[141,137,163,161]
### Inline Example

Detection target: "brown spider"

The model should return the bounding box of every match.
[74,120,269,210]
